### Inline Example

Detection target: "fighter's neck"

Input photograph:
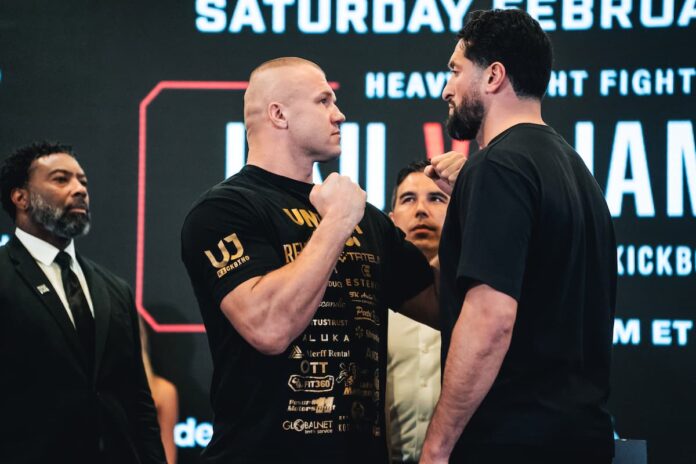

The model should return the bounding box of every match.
[246,151,314,183]
[478,100,544,148]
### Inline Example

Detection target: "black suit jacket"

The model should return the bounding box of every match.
[0,237,166,464]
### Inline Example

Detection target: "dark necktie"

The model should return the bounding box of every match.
[54,251,95,372]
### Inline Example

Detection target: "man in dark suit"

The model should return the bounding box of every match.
[0,142,166,464]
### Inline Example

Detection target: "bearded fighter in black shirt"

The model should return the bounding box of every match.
[181,58,463,463]
[420,9,617,464]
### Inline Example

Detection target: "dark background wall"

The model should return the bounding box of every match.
[1,1,694,462]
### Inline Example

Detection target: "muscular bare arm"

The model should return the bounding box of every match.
[420,284,517,463]
[219,173,366,355]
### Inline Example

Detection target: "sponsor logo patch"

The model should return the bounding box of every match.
[288,374,335,393]
[282,419,333,434]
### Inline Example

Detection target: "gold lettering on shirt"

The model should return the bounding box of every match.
[283,241,307,263]
[345,278,378,289]
[282,209,362,247]
[354,326,380,342]
[300,209,320,227]
[283,208,305,225]
[302,333,351,343]
[283,208,320,228]
[287,397,336,414]
[355,306,380,325]
[345,224,363,247]
[216,255,251,278]
[300,360,329,374]
[205,233,245,269]
[338,252,380,264]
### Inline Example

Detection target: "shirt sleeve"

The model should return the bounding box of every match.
[454,154,537,301]
[181,193,283,308]
[378,207,434,309]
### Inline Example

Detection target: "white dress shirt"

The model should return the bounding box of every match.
[15,228,95,325]
[386,309,441,463]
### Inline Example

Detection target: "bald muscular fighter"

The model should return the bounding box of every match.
[181,58,462,463]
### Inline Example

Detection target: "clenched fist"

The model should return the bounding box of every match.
[310,173,366,234]
[424,151,467,195]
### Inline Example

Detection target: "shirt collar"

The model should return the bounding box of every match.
[15,227,77,267]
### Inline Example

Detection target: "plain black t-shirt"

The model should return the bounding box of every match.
[181,165,433,463]
[438,124,617,458]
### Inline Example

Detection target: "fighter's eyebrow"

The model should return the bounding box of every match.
[48,168,87,179]
[398,191,416,201]
[429,191,449,201]
[48,168,74,176]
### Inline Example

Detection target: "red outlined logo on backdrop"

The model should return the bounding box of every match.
[136,80,340,333]
[137,81,247,333]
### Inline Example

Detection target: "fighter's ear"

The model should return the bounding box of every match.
[268,102,288,129]
[484,62,507,93]
[10,187,29,213]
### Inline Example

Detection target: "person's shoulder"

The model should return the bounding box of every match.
[182,173,261,228]
[456,136,538,196]
[364,202,389,219]
[80,256,132,296]
[213,169,262,197]
[0,236,26,262]
[192,172,258,210]
[484,134,528,162]
[0,242,10,262]
[0,243,14,285]
[488,123,560,155]
[478,125,553,172]
[363,203,394,230]
[459,146,511,180]
[83,258,126,284]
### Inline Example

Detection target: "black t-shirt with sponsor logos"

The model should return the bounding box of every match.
[181,165,432,464]
[439,124,617,459]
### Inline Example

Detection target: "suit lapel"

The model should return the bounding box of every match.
[78,255,111,383]
[7,238,86,364]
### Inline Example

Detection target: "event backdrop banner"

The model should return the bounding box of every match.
[1,1,694,462]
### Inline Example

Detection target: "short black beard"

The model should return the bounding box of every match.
[28,191,91,239]
[446,96,484,141]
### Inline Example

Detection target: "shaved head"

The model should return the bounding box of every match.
[242,57,344,178]
[244,57,325,128]
[250,57,322,78]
